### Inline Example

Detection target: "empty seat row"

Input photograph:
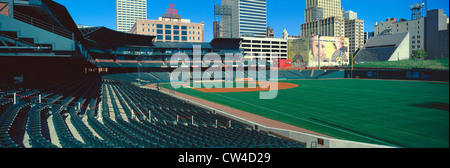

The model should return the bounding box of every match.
[101,74,305,148]
[2,73,306,148]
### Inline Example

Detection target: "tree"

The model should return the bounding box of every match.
[412,49,427,60]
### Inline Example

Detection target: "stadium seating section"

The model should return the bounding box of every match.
[0,73,306,148]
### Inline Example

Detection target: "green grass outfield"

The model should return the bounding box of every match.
[162,79,449,148]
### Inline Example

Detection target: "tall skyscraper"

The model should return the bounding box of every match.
[222,0,267,38]
[305,0,342,22]
[301,0,345,38]
[116,0,147,32]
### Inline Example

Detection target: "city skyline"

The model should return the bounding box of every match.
[0,0,448,151]
[55,0,449,41]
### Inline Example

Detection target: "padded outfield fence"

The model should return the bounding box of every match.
[345,69,449,81]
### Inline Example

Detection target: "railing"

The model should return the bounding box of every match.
[13,11,73,39]
[0,32,36,47]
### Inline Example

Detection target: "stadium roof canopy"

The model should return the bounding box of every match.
[151,38,243,50]
[80,27,243,50]
[354,32,410,63]
[11,0,86,43]
[80,27,155,47]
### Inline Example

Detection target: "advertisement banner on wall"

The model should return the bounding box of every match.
[289,36,349,67]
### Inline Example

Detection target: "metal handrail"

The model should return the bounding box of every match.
[13,11,73,39]
[0,32,36,47]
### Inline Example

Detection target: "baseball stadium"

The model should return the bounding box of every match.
[0,0,449,150]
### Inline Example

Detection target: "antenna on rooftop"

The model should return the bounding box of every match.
[410,0,427,20]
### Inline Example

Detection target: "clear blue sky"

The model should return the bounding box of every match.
[55,0,449,41]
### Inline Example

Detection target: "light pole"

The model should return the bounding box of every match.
[351,54,354,78]
[137,55,143,86]
[315,7,323,70]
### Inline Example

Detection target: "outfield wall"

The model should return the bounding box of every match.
[155,86,395,148]
[345,69,449,81]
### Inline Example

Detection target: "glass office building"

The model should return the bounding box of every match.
[222,0,267,38]
[116,0,147,32]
